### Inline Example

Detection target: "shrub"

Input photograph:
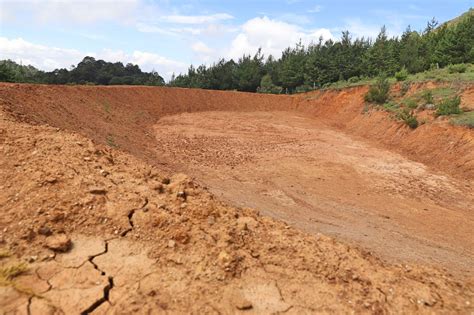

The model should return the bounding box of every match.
[404,98,418,109]
[422,90,434,104]
[348,76,360,83]
[397,109,419,129]
[395,67,409,81]
[436,96,462,116]
[448,63,468,74]
[364,75,390,104]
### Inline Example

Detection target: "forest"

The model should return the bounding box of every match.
[0,10,473,93]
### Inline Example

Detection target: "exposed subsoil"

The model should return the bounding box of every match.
[0,83,474,314]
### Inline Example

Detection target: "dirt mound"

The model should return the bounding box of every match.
[1,103,473,314]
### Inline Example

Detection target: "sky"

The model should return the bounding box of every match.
[0,0,472,80]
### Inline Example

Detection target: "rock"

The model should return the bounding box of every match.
[45,234,72,252]
[217,251,232,268]
[167,240,176,248]
[235,297,253,310]
[425,103,436,110]
[161,177,170,185]
[38,226,53,236]
[177,191,186,200]
[89,187,107,195]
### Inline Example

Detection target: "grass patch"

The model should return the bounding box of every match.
[450,111,474,128]
[436,96,462,116]
[0,262,28,284]
[397,109,419,129]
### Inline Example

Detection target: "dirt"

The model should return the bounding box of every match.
[0,83,474,313]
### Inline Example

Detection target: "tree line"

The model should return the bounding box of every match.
[0,56,165,86]
[0,10,472,92]
[169,12,473,93]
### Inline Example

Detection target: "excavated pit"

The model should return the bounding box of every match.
[1,83,474,313]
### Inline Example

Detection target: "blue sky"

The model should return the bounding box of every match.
[0,0,472,80]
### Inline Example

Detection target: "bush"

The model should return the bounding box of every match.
[448,64,468,74]
[397,109,419,129]
[404,98,418,109]
[348,76,360,83]
[364,75,390,104]
[421,90,434,104]
[395,67,409,81]
[436,96,462,116]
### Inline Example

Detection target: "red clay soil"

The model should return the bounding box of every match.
[0,83,474,314]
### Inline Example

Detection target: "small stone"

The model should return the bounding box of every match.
[207,216,216,225]
[38,226,53,236]
[45,234,72,252]
[180,203,187,209]
[83,156,92,161]
[233,293,253,310]
[28,255,38,263]
[162,177,170,185]
[89,187,107,195]
[99,170,109,177]
[168,240,176,248]
[177,191,186,200]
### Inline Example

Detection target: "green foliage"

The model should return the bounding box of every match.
[403,98,418,109]
[383,101,399,113]
[364,75,390,104]
[395,67,409,81]
[2,10,473,91]
[451,111,474,128]
[348,76,360,83]
[422,90,434,104]
[436,95,462,116]
[448,63,468,73]
[257,74,282,94]
[397,109,419,129]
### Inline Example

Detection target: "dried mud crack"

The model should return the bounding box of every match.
[81,241,114,314]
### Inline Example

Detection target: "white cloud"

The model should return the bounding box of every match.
[0,37,83,69]
[0,0,139,24]
[227,16,333,60]
[163,13,234,24]
[192,41,214,54]
[340,18,382,39]
[0,37,185,80]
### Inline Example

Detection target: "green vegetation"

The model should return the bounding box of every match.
[0,57,165,86]
[1,10,473,92]
[395,67,409,81]
[451,111,474,128]
[448,63,468,73]
[397,109,419,129]
[365,76,390,104]
[436,96,462,116]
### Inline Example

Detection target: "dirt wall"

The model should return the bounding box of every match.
[0,82,473,179]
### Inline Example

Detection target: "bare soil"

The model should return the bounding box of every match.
[0,83,473,314]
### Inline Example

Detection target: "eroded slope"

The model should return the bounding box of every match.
[1,100,473,314]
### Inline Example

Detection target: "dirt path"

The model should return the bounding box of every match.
[153,111,474,277]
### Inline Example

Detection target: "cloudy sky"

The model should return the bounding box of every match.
[0,0,471,80]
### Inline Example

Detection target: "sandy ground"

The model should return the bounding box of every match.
[153,111,474,277]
